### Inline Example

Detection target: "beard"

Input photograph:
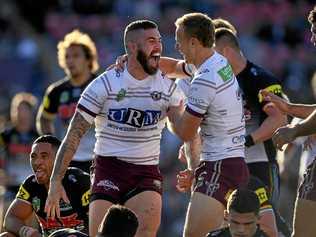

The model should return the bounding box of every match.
[136,49,158,75]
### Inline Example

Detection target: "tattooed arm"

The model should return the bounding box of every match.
[45,111,91,219]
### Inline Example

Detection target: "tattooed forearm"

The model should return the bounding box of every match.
[51,111,91,181]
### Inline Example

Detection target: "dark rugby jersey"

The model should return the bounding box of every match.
[16,168,90,236]
[41,75,95,124]
[236,61,284,163]
[247,176,272,211]
[224,176,272,211]
[0,127,39,186]
[206,227,268,237]
[39,75,96,162]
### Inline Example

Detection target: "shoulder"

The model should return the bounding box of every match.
[89,69,121,90]
[0,126,14,138]
[16,175,38,200]
[46,77,70,94]
[195,53,233,85]
[247,62,281,85]
[248,176,272,208]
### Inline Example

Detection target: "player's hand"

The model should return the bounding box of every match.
[115,54,128,72]
[260,90,289,114]
[272,125,298,151]
[45,179,69,219]
[178,145,187,164]
[176,169,194,193]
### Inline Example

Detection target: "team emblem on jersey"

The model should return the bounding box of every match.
[217,64,233,82]
[32,197,41,212]
[108,108,161,127]
[116,89,126,102]
[151,91,162,101]
[60,91,69,103]
[255,188,268,204]
[68,174,77,183]
[17,185,30,200]
[81,190,91,207]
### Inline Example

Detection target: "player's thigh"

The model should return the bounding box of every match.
[89,199,113,237]
[183,192,225,237]
[292,198,316,237]
[125,190,162,233]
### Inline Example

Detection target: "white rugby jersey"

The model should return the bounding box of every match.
[77,68,184,165]
[186,52,245,162]
[175,77,192,102]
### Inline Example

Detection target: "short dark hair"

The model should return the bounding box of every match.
[97,205,138,237]
[215,27,240,49]
[175,13,215,48]
[213,18,237,35]
[33,135,61,150]
[124,20,158,52]
[227,189,260,216]
[308,5,316,24]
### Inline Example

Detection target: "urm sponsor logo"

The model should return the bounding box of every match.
[108,108,161,128]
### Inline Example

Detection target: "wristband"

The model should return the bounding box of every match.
[244,134,255,147]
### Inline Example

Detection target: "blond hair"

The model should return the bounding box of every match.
[213,18,237,35]
[57,29,99,73]
[10,92,38,124]
[175,13,214,48]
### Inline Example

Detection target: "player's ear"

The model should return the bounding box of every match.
[191,37,198,47]
[221,46,231,58]
[127,41,137,55]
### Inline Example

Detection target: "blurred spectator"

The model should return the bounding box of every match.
[36,29,99,173]
[0,92,39,204]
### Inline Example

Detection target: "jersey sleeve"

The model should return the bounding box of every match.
[41,84,59,117]
[168,82,185,107]
[175,77,191,98]
[248,176,272,210]
[77,73,109,124]
[16,176,34,205]
[252,70,284,104]
[0,131,7,168]
[186,74,216,117]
